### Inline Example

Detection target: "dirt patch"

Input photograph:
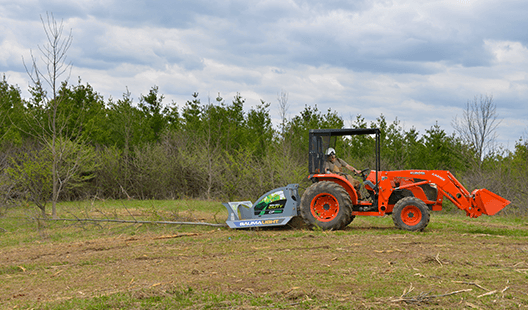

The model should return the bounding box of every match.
[2,226,528,308]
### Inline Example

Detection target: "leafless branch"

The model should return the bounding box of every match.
[477,290,498,298]
[277,90,289,135]
[453,280,490,291]
[390,285,472,304]
[35,217,227,227]
[21,12,77,219]
[452,94,501,167]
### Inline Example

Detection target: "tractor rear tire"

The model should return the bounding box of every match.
[392,197,430,231]
[300,181,352,230]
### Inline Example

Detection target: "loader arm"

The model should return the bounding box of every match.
[424,171,510,218]
[430,171,482,217]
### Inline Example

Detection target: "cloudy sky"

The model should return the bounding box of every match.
[1,0,527,149]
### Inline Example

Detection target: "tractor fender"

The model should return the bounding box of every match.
[309,174,359,204]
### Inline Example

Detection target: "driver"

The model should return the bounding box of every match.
[324,148,363,199]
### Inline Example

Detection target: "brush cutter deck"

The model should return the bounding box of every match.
[223,184,300,229]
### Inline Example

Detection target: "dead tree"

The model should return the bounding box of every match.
[23,12,74,218]
[452,94,501,168]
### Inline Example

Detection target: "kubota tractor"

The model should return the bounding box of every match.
[224,128,510,231]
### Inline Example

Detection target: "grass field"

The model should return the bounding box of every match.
[1,199,527,309]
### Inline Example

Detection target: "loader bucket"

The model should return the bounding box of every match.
[472,189,510,216]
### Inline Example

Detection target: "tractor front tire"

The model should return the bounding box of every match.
[392,197,430,231]
[300,181,352,230]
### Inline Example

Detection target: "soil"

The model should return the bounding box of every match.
[1,218,528,309]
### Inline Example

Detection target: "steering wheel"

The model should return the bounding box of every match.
[359,168,370,181]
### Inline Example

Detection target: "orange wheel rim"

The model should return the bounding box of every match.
[311,193,339,222]
[401,205,422,226]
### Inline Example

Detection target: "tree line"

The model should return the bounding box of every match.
[1,75,527,217]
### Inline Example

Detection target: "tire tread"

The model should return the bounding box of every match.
[300,181,352,230]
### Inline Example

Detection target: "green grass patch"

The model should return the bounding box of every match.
[32,287,311,310]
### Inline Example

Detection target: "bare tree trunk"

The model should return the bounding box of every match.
[277,90,293,161]
[277,90,289,137]
[204,112,222,200]
[52,103,58,218]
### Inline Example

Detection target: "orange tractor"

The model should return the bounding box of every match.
[224,128,510,231]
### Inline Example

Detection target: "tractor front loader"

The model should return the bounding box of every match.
[224,128,510,231]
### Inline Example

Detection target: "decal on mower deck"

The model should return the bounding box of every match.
[234,219,281,227]
[253,190,287,216]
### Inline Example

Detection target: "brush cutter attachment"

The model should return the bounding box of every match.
[223,184,300,228]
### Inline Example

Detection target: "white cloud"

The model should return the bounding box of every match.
[1,0,528,148]
[486,40,528,64]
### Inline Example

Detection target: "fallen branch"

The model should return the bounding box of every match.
[434,253,443,266]
[154,233,200,239]
[390,288,472,304]
[36,217,227,227]
[477,290,497,298]
[424,253,445,266]
[282,287,300,295]
[433,289,473,298]
[453,281,489,291]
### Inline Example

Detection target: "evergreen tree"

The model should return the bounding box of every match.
[0,76,25,145]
